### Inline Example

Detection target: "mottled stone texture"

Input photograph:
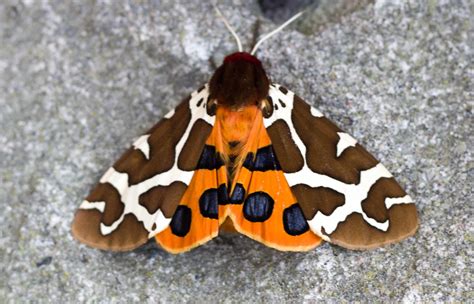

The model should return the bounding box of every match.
[0,0,472,302]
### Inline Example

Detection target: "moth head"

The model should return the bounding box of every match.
[209,6,303,111]
[209,52,270,110]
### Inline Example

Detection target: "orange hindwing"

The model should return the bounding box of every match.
[220,108,322,251]
[155,123,228,253]
[156,106,322,253]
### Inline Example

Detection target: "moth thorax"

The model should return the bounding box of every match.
[209,52,270,109]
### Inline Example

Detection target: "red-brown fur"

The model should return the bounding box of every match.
[209,52,270,109]
[209,52,270,185]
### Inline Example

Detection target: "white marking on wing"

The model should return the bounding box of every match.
[100,168,129,197]
[264,85,308,169]
[164,108,175,119]
[95,85,215,237]
[79,200,106,213]
[148,210,172,238]
[264,84,401,239]
[336,132,357,157]
[385,195,413,209]
[133,134,151,160]
[306,164,392,235]
[362,214,389,231]
[311,107,323,117]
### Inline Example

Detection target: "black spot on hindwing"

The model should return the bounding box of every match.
[229,183,246,204]
[217,183,228,204]
[243,192,274,222]
[283,204,310,236]
[196,145,224,170]
[199,189,219,219]
[170,206,192,237]
[218,183,245,205]
[243,145,281,171]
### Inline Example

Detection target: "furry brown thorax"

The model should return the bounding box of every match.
[209,52,270,110]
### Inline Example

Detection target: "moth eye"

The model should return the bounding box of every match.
[206,99,217,116]
[260,96,274,118]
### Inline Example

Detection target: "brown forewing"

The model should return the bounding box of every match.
[267,91,419,249]
[72,95,211,251]
[114,100,191,185]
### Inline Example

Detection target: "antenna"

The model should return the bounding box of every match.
[214,5,243,52]
[250,11,304,55]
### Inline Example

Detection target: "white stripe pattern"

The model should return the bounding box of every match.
[264,84,412,241]
[80,85,215,238]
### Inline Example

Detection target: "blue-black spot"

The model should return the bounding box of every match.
[243,192,274,222]
[199,189,219,219]
[283,204,310,236]
[229,183,246,204]
[196,145,224,170]
[243,145,281,171]
[217,183,228,204]
[170,206,192,237]
[243,152,254,169]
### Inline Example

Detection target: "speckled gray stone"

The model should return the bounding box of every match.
[1,0,472,302]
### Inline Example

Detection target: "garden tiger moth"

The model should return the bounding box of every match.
[72,7,418,253]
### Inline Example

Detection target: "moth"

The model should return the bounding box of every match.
[72,8,418,253]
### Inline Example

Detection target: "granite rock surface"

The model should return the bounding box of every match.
[1,0,472,302]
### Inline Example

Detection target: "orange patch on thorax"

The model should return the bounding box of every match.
[217,105,259,148]
[216,106,262,186]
